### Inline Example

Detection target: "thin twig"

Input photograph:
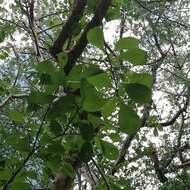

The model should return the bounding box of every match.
[0,94,28,109]
[1,105,50,190]
[91,158,111,190]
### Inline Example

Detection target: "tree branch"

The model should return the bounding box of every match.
[49,0,87,57]
[0,94,28,109]
[163,115,185,168]
[92,158,111,190]
[1,106,50,190]
[111,104,151,175]
[135,0,190,29]
[152,149,168,183]
[160,88,190,126]
[64,0,113,75]
[48,1,112,190]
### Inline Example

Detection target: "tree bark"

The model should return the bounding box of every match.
[48,0,112,189]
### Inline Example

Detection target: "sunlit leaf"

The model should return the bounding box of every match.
[101,98,117,118]
[87,72,111,89]
[115,37,139,50]
[9,111,24,123]
[87,26,104,50]
[119,48,148,65]
[36,60,55,74]
[126,72,153,88]
[57,52,68,66]
[81,80,105,112]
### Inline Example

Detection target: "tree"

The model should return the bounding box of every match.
[0,0,190,190]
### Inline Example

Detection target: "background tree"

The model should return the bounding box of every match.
[0,0,190,190]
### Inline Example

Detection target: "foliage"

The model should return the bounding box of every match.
[0,0,190,190]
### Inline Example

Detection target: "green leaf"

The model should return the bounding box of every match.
[109,133,120,142]
[87,0,97,11]
[36,60,55,74]
[62,162,76,178]
[46,142,65,155]
[126,83,152,104]
[96,182,107,190]
[79,142,93,162]
[0,23,15,43]
[105,4,120,21]
[101,98,117,118]
[109,182,122,190]
[82,89,105,112]
[48,96,75,119]
[67,64,104,89]
[87,113,102,127]
[9,111,24,123]
[115,37,139,50]
[81,81,105,112]
[124,72,153,104]
[49,120,63,135]
[67,65,83,89]
[26,103,41,112]
[6,134,19,146]
[98,138,119,160]
[0,169,11,180]
[117,179,133,190]
[57,52,68,66]
[44,84,58,94]
[78,121,94,141]
[87,73,111,89]
[0,160,5,170]
[51,71,66,85]
[19,170,37,180]
[40,73,52,85]
[40,133,52,146]
[9,182,32,190]
[119,103,141,134]
[46,156,62,171]
[28,92,54,105]
[82,64,104,78]
[87,26,104,50]
[63,136,84,154]
[0,30,6,43]
[0,51,9,59]
[126,72,153,88]
[119,48,148,65]
[142,147,154,156]
[16,136,31,152]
